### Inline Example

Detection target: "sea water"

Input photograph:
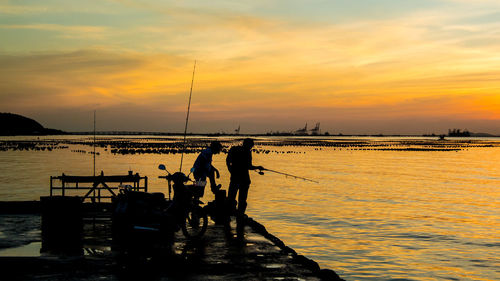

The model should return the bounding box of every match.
[0,136,498,281]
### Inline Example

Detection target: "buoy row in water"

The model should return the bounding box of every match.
[0,144,60,151]
[341,148,462,151]
[108,147,304,155]
[0,138,497,155]
[254,149,305,154]
[110,148,202,155]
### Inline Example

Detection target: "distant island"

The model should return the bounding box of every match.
[0,113,66,136]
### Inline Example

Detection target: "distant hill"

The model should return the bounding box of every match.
[0,113,66,136]
[470,132,497,137]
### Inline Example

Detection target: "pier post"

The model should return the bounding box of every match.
[41,196,83,254]
[213,189,229,225]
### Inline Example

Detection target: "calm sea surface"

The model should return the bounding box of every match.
[0,135,499,281]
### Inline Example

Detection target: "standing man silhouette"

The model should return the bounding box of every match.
[226,138,264,235]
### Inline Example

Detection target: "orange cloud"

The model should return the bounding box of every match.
[1,1,500,133]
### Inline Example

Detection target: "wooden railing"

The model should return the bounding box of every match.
[50,171,148,202]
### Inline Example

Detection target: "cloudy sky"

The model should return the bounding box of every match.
[1,0,499,134]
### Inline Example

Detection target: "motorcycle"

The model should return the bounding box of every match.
[158,164,208,239]
[112,164,208,242]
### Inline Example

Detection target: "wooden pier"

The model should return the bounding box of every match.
[0,201,344,281]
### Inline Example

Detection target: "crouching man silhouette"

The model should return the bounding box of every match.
[192,141,223,194]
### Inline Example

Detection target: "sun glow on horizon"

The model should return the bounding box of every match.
[1,0,499,133]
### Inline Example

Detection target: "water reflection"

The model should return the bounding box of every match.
[0,242,41,257]
[0,136,499,281]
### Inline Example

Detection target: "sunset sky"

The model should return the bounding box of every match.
[1,0,499,134]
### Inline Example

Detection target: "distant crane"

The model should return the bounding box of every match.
[310,123,321,135]
[295,123,308,135]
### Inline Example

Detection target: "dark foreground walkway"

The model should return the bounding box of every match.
[0,206,343,281]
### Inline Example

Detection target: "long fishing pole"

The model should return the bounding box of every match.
[259,168,319,183]
[93,110,96,177]
[179,60,196,172]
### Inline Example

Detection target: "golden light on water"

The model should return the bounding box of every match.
[3,136,499,280]
[1,1,500,280]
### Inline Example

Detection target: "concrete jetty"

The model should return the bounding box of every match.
[0,201,344,280]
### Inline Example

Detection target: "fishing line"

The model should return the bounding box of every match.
[258,168,319,183]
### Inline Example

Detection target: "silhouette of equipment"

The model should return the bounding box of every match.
[111,163,209,250]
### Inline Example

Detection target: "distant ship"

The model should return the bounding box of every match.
[448,129,470,137]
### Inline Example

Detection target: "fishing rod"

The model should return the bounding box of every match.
[93,110,96,177]
[257,168,319,183]
[179,60,196,172]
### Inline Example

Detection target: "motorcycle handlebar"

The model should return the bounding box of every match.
[158,174,193,183]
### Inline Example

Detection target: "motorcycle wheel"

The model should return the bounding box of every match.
[181,205,208,239]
